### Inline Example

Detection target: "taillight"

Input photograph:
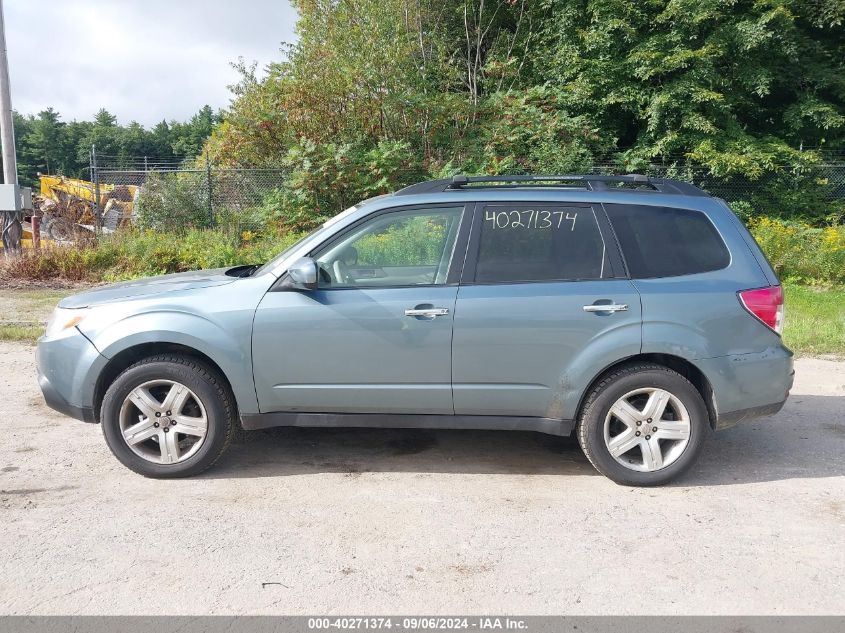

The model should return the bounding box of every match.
[738,286,784,335]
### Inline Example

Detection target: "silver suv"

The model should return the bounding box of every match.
[37,175,794,485]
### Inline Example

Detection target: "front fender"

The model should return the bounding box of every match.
[81,310,259,414]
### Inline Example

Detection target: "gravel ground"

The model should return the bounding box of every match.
[0,342,843,615]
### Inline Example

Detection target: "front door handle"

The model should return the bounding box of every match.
[583,303,628,313]
[405,307,450,317]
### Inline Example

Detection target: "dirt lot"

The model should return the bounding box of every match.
[0,342,843,615]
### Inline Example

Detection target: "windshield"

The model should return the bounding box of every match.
[251,205,361,276]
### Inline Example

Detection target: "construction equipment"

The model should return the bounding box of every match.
[35,175,138,242]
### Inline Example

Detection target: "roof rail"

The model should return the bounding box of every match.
[394,174,708,197]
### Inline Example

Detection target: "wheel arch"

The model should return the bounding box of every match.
[575,353,718,429]
[93,343,237,423]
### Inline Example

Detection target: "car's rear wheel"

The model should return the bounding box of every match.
[101,354,235,478]
[576,363,709,486]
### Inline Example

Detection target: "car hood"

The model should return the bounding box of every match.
[59,268,238,308]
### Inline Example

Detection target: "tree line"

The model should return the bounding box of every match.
[12,105,222,188]
[14,1,844,222]
[205,0,845,223]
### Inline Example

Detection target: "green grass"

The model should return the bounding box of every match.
[0,324,43,344]
[0,288,70,344]
[0,289,72,323]
[783,283,845,357]
[7,289,73,312]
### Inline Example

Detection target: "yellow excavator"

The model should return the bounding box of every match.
[35,175,138,241]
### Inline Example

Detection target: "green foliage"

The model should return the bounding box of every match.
[749,217,845,285]
[533,0,845,168]
[205,0,845,226]
[264,139,424,230]
[355,215,447,266]
[725,164,845,224]
[136,172,213,231]
[170,106,219,158]
[212,203,269,236]
[471,87,614,174]
[0,229,305,283]
[13,106,222,188]
[206,0,544,168]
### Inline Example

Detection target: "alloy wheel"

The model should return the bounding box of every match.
[118,379,208,464]
[603,387,692,472]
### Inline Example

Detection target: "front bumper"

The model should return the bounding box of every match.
[697,345,795,430]
[36,328,107,423]
[38,372,96,422]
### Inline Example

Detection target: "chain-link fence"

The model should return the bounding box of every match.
[86,151,845,235]
[589,160,845,201]
[88,150,290,235]
[94,166,288,234]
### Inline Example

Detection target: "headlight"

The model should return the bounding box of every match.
[44,307,90,337]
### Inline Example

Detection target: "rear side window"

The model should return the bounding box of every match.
[604,204,730,278]
[473,205,608,283]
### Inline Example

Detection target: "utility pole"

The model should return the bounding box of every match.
[0,0,21,252]
[0,0,14,184]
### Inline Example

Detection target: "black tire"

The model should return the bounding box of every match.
[576,363,709,486]
[101,354,235,478]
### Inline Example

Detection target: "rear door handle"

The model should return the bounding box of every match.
[583,303,628,313]
[405,307,450,317]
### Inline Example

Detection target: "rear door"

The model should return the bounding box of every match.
[451,202,642,419]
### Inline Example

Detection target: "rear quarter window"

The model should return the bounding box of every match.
[604,204,730,278]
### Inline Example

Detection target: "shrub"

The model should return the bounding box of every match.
[0,228,307,283]
[135,172,213,231]
[474,87,613,175]
[749,217,845,285]
[269,139,424,232]
[355,215,447,266]
[213,204,267,236]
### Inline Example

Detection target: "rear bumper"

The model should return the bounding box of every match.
[697,345,794,430]
[715,399,787,429]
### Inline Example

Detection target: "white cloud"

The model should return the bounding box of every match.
[5,0,298,126]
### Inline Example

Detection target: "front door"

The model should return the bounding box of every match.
[452,202,642,419]
[252,204,467,415]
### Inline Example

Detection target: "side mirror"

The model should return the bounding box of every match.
[283,257,318,290]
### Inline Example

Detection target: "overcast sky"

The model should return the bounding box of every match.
[5,0,299,127]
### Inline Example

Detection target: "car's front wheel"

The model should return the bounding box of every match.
[101,354,235,478]
[576,363,709,486]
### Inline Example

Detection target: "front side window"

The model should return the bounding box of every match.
[472,205,608,283]
[604,204,730,278]
[314,206,463,288]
